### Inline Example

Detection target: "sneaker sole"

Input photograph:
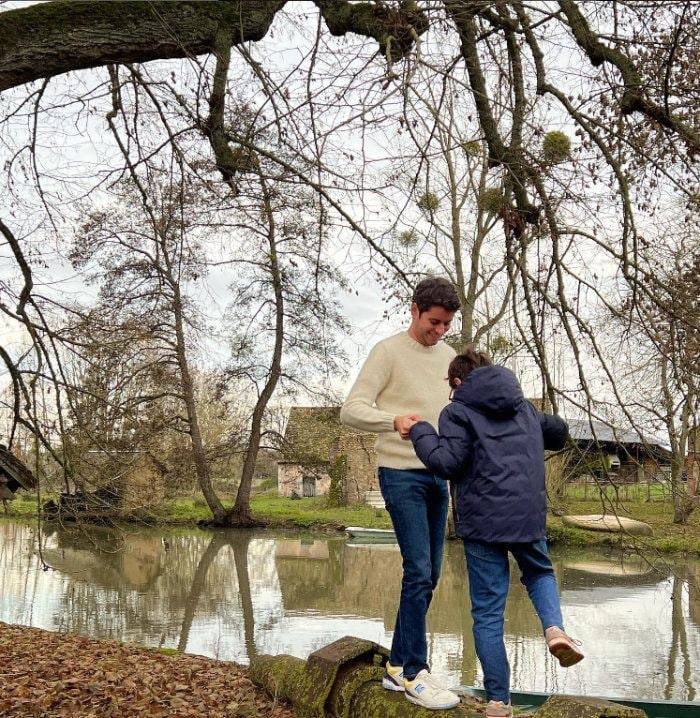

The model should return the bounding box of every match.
[405,692,460,711]
[382,677,405,692]
[550,645,584,668]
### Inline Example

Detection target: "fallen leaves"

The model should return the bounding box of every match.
[0,621,296,717]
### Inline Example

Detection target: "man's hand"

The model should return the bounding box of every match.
[394,414,421,440]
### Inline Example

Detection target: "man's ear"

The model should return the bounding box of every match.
[453,377,461,386]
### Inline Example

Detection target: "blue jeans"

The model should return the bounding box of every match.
[463,538,564,703]
[379,467,450,678]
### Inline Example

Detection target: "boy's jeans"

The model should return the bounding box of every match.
[463,538,564,703]
[379,467,450,679]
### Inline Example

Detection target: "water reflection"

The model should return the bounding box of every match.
[0,519,697,702]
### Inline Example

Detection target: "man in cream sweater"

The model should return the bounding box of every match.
[340,277,460,711]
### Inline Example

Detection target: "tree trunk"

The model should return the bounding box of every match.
[171,288,225,522]
[223,180,283,528]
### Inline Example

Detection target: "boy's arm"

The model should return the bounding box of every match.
[340,343,396,433]
[539,412,569,450]
[409,407,473,479]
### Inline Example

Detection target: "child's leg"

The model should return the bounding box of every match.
[511,538,563,631]
[463,540,511,703]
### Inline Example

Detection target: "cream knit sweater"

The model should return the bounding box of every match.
[340,331,455,469]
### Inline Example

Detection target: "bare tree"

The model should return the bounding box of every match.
[612,221,700,523]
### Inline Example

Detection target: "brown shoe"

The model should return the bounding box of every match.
[545,626,584,667]
[486,700,512,717]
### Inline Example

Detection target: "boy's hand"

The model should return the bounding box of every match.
[394,414,421,439]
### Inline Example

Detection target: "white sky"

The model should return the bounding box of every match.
[0,1,694,438]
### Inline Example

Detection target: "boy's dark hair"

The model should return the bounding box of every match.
[448,346,493,388]
[412,277,460,314]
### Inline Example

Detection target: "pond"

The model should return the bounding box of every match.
[1,519,698,703]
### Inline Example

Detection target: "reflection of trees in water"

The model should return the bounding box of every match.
[666,570,697,701]
[27,524,249,648]
[4,521,699,699]
[177,531,256,661]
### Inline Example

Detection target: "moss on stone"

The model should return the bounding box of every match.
[535,695,647,718]
[327,454,347,507]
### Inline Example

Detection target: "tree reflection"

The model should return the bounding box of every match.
[177,531,256,660]
[666,571,696,701]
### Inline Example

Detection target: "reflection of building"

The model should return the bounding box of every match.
[275,539,330,560]
[566,419,671,484]
[41,527,164,591]
[278,407,377,504]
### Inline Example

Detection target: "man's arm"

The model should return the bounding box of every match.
[409,408,473,479]
[340,343,396,433]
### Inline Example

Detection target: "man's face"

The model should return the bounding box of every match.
[408,304,456,346]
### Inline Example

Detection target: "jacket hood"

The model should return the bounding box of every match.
[452,365,524,418]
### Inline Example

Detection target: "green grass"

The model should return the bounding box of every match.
[250,493,392,530]
[147,492,393,530]
[548,498,700,555]
[3,494,54,518]
[5,488,699,554]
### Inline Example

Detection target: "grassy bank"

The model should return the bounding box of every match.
[4,490,700,555]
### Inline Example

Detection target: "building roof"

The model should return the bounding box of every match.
[0,445,37,490]
[281,406,346,465]
[567,418,668,450]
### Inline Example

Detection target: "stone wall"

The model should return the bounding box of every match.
[120,455,165,510]
[277,463,331,498]
[327,433,378,505]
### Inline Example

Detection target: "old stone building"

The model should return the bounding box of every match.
[278,407,378,504]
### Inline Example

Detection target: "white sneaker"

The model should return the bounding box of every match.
[404,669,460,710]
[382,661,404,692]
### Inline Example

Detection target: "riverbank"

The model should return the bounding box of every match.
[0,621,296,717]
[5,492,700,554]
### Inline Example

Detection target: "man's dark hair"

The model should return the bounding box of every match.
[448,345,493,388]
[411,276,460,314]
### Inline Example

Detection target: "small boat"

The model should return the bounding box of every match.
[562,514,653,536]
[344,526,396,541]
[457,686,700,718]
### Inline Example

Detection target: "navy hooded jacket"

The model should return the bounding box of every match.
[409,365,568,543]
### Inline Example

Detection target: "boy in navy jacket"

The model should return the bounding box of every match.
[408,347,583,718]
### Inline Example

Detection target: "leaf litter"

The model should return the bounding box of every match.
[0,621,296,717]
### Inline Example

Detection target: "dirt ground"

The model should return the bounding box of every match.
[0,621,296,717]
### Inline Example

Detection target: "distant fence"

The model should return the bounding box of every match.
[562,480,675,503]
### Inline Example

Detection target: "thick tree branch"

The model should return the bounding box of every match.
[0,1,285,93]
[0,0,428,94]
[558,0,700,152]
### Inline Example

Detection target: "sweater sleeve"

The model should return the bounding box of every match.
[409,406,473,479]
[340,342,396,433]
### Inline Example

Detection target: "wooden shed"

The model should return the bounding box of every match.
[566,418,671,483]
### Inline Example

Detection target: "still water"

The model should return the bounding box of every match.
[1,519,698,702]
